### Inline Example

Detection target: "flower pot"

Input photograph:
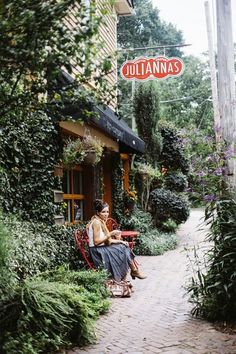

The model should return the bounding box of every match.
[84,151,98,165]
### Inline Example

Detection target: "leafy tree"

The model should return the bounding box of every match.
[133,81,162,166]
[117,0,184,126]
[0,0,113,121]
[158,55,213,131]
[117,0,184,56]
[159,123,189,174]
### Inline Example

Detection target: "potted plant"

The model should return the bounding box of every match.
[62,138,86,169]
[82,135,104,165]
[123,189,138,211]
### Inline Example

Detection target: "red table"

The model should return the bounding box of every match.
[121,230,139,250]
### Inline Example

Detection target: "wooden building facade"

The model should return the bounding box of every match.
[56,0,144,224]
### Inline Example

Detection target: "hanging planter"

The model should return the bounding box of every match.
[83,150,97,165]
[82,134,104,165]
[62,138,86,169]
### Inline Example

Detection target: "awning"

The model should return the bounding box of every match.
[58,71,145,154]
[92,105,145,153]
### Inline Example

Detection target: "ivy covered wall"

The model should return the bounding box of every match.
[0,111,62,223]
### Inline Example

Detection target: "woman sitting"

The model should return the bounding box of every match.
[87,199,146,282]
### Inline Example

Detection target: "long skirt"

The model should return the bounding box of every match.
[89,244,135,281]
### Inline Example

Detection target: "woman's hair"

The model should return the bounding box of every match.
[93,199,109,212]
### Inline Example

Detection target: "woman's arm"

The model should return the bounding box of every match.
[92,220,111,246]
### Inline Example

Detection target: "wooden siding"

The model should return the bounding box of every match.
[64,1,118,110]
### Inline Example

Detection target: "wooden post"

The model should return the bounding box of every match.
[131,80,136,131]
[204,1,221,142]
[216,0,236,185]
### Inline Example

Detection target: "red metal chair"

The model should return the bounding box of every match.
[106,218,120,231]
[74,229,95,269]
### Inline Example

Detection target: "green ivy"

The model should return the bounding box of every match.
[0,212,79,280]
[111,154,124,222]
[0,111,61,223]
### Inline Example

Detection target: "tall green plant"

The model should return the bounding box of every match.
[0,214,17,301]
[117,0,184,126]
[159,122,189,174]
[187,196,236,321]
[134,82,162,166]
[0,0,113,121]
[111,154,124,222]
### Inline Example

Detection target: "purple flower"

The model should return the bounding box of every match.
[214,167,225,176]
[204,194,217,202]
[196,170,206,177]
[224,148,235,159]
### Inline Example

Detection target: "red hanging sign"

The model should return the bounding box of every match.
[120,56,184,81]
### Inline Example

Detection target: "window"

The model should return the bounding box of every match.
[63,167,85,223]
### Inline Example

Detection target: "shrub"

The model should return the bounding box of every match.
[150,188,190,227]
[1,270,110,353]
[0,213,80,280]
[120,207,153,233]
[120,208,178,256]
[164,172,188,192]
[159,124,189,174]
[134,229,177,256]
[0,111,61,223]
[161,218,178,233]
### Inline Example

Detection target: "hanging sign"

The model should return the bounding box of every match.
[120,56,184,81]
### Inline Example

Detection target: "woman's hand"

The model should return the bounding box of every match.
[122,240,129,247]
[110,229,122,239]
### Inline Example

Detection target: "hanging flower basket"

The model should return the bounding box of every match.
[83,150,97,165]
[82,134,104,165]
[62,138,86,169]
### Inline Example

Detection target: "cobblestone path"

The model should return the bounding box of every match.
[68,209,236,354]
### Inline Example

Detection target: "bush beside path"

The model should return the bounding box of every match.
[68,209,236,354]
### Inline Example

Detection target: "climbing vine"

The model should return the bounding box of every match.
[111,154,124,222]
[0,111,62,223]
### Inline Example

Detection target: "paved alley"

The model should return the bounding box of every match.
[69,209,236,354]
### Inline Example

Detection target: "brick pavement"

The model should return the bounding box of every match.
[68,209,236,354]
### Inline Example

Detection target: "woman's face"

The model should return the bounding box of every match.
[98,206,109,221]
